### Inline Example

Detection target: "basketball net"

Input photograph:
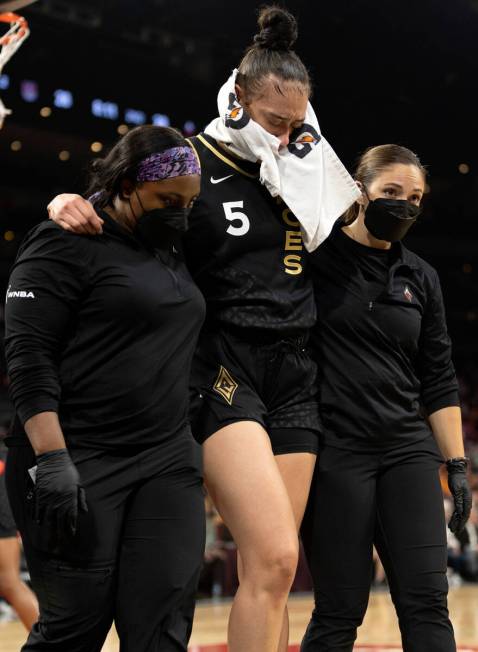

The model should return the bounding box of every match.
[0,11,29,127]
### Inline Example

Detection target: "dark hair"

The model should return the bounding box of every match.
[236,5,311,99]
[85,125,189,208]
[343,144,427,224]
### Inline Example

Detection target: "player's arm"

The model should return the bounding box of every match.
[47,194,104,235]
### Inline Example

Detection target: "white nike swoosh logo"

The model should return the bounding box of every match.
[210,174,234,184]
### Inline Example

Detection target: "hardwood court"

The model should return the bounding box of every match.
[1,586,478,651]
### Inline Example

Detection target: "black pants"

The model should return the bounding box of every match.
[301,435,456,652]
[6,434,205,652]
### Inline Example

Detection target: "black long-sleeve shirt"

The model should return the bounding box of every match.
[308,222,460,450]
[4,214,205,448]
[184,134,315,336]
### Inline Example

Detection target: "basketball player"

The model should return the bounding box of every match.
[46,6,362,651]
[5,126,206,651]
[301,145,472,652]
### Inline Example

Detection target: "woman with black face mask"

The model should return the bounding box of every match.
[301,144,472,652]
[4,125,206,652]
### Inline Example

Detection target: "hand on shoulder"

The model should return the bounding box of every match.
[47,193,104,235]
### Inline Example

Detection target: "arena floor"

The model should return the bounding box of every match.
[1,586,478,651]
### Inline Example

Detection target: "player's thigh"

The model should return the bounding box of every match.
[236,449,315,585]
[275,451,316,529]
[203,421,298,571]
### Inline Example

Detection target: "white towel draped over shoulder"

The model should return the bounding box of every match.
[204,69,361,252]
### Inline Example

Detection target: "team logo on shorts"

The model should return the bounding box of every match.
[213,366,238,405]
[225,93,251,130]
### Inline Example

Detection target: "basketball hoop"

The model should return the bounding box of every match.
[0,11,30,127]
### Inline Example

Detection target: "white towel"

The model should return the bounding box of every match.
[204,69,361,252]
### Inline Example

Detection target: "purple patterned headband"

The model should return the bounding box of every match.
[136,146,201,182]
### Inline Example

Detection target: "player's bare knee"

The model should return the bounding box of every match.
[246,541,299,597]
[273,544,298,587]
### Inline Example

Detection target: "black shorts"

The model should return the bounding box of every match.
[189,328,320,455]
[0,450,17,538]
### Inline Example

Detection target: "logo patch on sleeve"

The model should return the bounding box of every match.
[213,366,238,405]
[6,285,36,303]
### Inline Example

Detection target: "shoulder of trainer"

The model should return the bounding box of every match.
[15,220,94,269]
[306,219,343,261]
[399,242,441,297]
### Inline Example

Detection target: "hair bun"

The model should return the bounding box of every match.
[253,5,298,52]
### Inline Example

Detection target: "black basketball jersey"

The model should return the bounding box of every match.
[184,133,315,335]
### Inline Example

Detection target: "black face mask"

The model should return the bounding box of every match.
[364,197,422,242]
[132,192,190,250]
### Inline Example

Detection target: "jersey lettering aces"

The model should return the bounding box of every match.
[184,134,315,335]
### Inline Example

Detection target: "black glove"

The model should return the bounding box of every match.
[35,448,88,543]
[446,457,472,534]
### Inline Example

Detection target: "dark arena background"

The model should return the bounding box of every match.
[1,1,478,650]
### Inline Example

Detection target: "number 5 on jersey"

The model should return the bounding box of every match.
[222,201,250,237]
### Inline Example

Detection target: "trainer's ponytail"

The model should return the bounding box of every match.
[236,5,311,99]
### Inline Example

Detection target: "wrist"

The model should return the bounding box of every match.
[446,457,469,473]
[36,448,69,463]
